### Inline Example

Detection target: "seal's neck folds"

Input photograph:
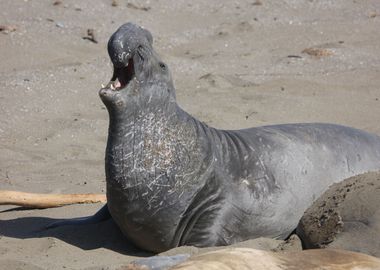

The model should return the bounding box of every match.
[105,104,211,195]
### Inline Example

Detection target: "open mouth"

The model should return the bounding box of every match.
[102,57,135,91]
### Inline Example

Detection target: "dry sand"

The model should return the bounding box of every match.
[1,0,380,269]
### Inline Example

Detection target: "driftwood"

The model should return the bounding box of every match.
[0,190,106,209]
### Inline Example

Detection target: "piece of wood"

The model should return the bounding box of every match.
[0,190,106,208]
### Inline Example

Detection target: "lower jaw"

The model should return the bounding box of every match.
[99,87,113,97]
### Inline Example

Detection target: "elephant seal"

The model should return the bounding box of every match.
[125,248,380,270]
[49,23,380,253]
[297,171,380,256]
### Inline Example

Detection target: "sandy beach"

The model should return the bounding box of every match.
[1,0,380,269]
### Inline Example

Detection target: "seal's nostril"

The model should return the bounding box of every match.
[159,62,166,70]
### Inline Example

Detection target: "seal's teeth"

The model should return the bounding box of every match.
[101,84,105,88]
[105,81,113,88]
[110,84,115,90]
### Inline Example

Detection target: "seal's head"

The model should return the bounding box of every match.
[99,23,175,115]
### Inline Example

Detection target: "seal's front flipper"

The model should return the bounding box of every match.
[45,204,111,229]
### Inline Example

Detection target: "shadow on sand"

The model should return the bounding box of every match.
[0,211,153,257]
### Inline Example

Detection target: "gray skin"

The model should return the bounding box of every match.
[49,23,380,253]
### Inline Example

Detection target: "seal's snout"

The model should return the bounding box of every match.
[103,22,154,93]
[107,22,153,67]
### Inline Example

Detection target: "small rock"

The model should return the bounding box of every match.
[0,24,17,34]
[252,0,263,5]
[302,47,333,58]
[287,55,302,59]
[126,2,150,11]
[82,28,98,44]
[56,22,64,28]
[369,12,377,18]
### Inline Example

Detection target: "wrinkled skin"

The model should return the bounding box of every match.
[50,23,380,253]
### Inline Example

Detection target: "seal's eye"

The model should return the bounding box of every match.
[159,62,166,71]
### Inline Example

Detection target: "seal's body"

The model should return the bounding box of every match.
[100,24,380,252]
[104,103,380,252]
[49,23,380,253]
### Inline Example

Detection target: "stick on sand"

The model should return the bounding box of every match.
[0,190,106,209]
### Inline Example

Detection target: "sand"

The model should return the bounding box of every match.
[1,0,380,269]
